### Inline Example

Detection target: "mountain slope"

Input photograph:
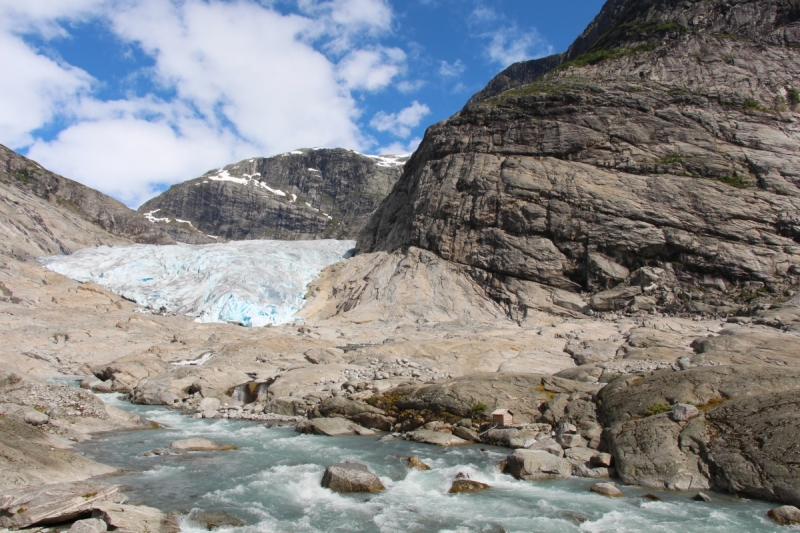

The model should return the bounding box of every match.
[358,0,800,316]
[139,148,408,242]
[0,144,174,260]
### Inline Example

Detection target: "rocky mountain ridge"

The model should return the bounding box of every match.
[0,143,173,260]
[358,0,800,319]
[138,148,408,243]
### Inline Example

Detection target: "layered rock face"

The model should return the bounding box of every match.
[139,149,407,242]
[0,144,173,259]
[359,0,800,315]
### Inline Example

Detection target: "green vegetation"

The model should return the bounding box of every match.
[644,402,672,417]
[658,153,685,165]
[470,402,488,417]
[786,86,800,109]
[743,98,771,113]
[11,167,32,184]
[556,44,654,71]
[713,175,751,189]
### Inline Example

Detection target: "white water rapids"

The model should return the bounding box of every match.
[76,394,785,533]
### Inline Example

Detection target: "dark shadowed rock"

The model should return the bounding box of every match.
[321,462,385,493]
[449,479,491,493]
[406,456,431,470]
[139,149,408,242]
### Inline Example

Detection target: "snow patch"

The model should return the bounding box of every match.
[172,351,215,367]
[308,168,320,172]
[39,240,355,328]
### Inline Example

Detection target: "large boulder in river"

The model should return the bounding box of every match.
[505,449,572,481]
[408,429,469,447]
[170,438,235,452]
[321,462,385,493]
[598,365,800,503]
[296,417,375,436]
[91,502,180,533]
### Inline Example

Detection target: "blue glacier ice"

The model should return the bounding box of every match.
[38,240,355,327]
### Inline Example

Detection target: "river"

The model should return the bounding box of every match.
[71,393,786,533]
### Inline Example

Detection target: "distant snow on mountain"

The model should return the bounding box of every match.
[39,240,355,327]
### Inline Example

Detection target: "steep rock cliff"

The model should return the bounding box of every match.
[359,0,800,315]
[139,149,407,242]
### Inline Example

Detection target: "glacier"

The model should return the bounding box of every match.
[38,240,355,327]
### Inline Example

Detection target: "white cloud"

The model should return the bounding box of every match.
[377,136,422,155]
[0,31,92,147]
[0,0,416,207]
[439,59,465,77]
[485,27,553,67]
[337,47,405,91]
[396,79,425,93]
[370,101,430,138]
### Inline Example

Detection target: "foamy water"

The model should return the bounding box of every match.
[78,394,786,533]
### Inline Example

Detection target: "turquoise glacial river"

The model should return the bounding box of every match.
[77,394,787,533]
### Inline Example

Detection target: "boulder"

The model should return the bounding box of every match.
[449,479,490,493]
[198,397,221,418]
[672,403,700,422]
[296,418,375,437]
[590,453,613,467]
[599,365,800,501]
[0,482,124,529]
[480,427,541,448]
[187,510,246,530]
[23,410,49,426]
[408,429,469,447]
[692,492,712,502]
[452,426,480,442]
[68,518,108,533]
[91,381,113,393]
[91,503,180,533]
[170,438,236,452]
[406,456,431,470]
[321,462,385,493]
[505,450,572,481]
[588,253,629,287]
[767,505,800,525]
[565,340,619,366]
[590,286,642,312]
[590,483,623,497]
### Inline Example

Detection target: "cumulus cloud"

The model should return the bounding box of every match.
[439,59,465,78]
[370,100,430,138]
[486,27,552,67]
[377,136,422,155]
[337,47,406,91]
[0,0,417,207]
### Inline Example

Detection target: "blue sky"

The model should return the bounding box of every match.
[0,0,604,207]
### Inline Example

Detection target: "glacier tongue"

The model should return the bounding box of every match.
[38,240,355,327]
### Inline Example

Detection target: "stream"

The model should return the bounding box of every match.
[71,393,788,533]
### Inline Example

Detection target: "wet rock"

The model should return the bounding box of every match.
[170,438,236,452]
[449,479,490,493]
[187,509,246,530]
[0,482,125,529]
[505,450,572,481]
[91,502,180,533]
[406,456,431,470]
[590,483,623,497]
[408,429,469,447]
[692,492,712,502]
[642,493,662,501]
[321,462,385,493]
[68,518,108,533]
[296,418,375,437]
[672,403,700,422]
[767,505,800,525]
